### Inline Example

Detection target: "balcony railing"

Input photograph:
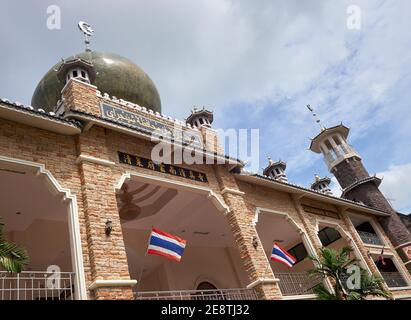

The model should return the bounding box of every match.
[276,273,321,296]
[380,272,408,288]
[357,231,383,246]
[134,288,258,300]
[0,271,75,300]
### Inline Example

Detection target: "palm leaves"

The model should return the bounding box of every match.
[347,269,392,300]
[307,246,391,300]
[0,218,29,273]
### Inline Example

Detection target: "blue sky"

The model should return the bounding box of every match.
[1,0,410,212]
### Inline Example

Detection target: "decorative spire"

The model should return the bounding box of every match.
[78,21,95,52]
[306,104,325,131]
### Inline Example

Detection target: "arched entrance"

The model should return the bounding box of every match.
[0,156,86,300]
[254,208,321,298]
[115,172,256,300]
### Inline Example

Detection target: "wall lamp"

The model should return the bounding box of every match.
[252,236,259,249]
[105,219,113,236]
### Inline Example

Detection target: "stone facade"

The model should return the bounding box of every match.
[1,78,411,300]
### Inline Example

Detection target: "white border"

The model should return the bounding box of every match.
[0,155,87,300]
[253,207,334,295]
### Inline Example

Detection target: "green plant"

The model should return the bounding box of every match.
[0,218,29,272]
[307,246,391,300]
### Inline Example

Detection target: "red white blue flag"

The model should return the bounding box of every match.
[270,243,296,268]
[147,227,186,262]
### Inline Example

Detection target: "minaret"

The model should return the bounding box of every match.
[263,158,288,183]
[310,175,333,195]
[308,117,411,268]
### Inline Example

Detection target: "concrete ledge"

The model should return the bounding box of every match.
[221,187,245,196]
[76,154,116,167]
[246,278,279,289]
[89,279,137,290]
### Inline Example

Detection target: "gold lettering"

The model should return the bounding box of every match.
[169,165,177,175]
[124,154,132,165]
[147,160,155,170]
[135,157,143,167]
[179,168,186,178]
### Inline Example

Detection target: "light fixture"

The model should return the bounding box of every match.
[105,219,113,236]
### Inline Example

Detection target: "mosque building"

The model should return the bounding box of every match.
[0,24,410,300]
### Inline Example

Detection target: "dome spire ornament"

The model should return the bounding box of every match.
[78,21,95,52]
[306,104,325,131]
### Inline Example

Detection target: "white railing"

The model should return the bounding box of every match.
[276,273,321,296]
[0,271,75,300]
[134,288,258,300]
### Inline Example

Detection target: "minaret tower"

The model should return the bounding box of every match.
[307,106,411,268]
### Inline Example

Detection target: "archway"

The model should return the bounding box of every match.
[315,220,372,289]
[115,172,253,300]
[254,208,320,297]
[0,156,86,300]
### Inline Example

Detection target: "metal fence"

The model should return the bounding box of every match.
[381,272,408,288]
[276,273,321,296]
[134,288,258,300]
[0,271,75,300]
[357,231,383,246]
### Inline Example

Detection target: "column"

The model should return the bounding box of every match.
[214,166,282,300]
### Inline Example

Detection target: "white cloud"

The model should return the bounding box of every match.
[378,163,411,214]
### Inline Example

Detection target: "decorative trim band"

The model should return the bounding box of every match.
[221,187,245,196]
[76,154,116,167]
[89,279,137,290]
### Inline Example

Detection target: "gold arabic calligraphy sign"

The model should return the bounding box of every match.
[101,103,203,148]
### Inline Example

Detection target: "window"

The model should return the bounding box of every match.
[81,70,86,78]
[72,70,78,77]
[333,135,341,145]
[318,227,342,246]
[324,140,333,151]
[288,243,308,263]
[356,222,376,234]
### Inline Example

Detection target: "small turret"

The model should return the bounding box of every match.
[186,107,213,128]
[311,175,333,195]
[263,158,288,183]
[56,57,96,85]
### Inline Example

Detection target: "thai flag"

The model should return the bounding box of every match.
[270,243,296,268]
[147,227,186,262]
